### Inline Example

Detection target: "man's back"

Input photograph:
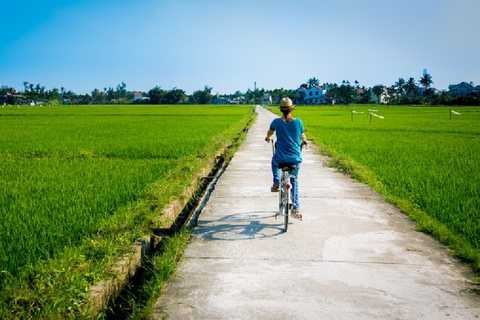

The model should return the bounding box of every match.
[270,117,304,164]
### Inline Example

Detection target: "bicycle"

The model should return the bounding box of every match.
[277,162,300,232]
[270,140,302,232]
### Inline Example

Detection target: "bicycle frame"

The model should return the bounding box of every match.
[278,166,297,232]
[271,139,299,232]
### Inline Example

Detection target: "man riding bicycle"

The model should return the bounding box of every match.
[265,97,308,219]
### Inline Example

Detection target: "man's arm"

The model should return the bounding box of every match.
[301,132,308,146]
[265,129,275,142]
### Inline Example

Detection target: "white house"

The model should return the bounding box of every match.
[263,93,272,105]
[133,92,143,101]
[371,87,389,104]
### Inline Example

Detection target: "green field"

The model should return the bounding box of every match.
[2,103,479,317]
[282,105,480,267]
[0,104,254,317]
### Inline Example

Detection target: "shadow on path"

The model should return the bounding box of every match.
[193,211,288,241]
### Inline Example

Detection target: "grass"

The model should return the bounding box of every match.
[0,104,255,319]
[107,228,194,319]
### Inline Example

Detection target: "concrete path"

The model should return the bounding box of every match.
[153,106,480,319]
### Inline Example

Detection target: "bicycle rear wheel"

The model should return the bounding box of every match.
[283,184,289,232]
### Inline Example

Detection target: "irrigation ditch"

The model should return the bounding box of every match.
[86,123,253,318]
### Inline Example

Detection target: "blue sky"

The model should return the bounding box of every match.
[1,0,479,95]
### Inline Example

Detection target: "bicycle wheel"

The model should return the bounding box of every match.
[283,182,289,232]
[278,181,283,218]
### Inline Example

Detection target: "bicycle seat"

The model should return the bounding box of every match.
[278,163,297,171]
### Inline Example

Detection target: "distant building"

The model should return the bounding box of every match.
[371,87,389,104]
[263,93,272,105]
[419,87,439,97]
[448,82,480,97]
[297,86,334,105]
[133,92,143,101]
[0,92,26,105]
[212,96,230,104]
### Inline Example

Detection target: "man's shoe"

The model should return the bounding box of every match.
[292,209,302,220]
[271,183,279,192]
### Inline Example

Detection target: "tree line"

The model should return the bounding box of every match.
[0,82,219,105]
[301,72,479,106]
[0,81,295,106]
[1,71,478,106]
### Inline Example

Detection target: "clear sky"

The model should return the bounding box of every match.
[2,0,479,95]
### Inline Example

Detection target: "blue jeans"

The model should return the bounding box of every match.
[272,160,301,210]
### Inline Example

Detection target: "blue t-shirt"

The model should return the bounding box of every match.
[270,117,304,164]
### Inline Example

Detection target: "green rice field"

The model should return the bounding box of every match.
[287,105,480,266]
[2,103,479,317]
[0,104,254,317]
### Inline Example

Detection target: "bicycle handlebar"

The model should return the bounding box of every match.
[266,138,307,153]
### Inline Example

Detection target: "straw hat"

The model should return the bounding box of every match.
[280,97,295,112]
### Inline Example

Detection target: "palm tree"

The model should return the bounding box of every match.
[307,77,319,89]
[404,77,418,102]
[60,87,65,104]
[40,86,46,102]
[299,83,309,89]
[394,78,405,98]
[51,88,60,102]
[419,72,433,90]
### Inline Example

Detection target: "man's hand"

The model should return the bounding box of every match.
[265,137,271,143]
[301,132,308,148]
[301,140,308,150]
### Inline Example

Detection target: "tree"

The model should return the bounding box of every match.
[404,77,419,103]
[148,86,165,104]
[106,87,115,102]
[419,72,434,102]
[192,86,213,104]
[324,81,356,104]
[48,88,60,104]
[1,86,16,104]
[357,86,373,104]
[164,88,186,104]
[325,82,338,99]
[91,88,107,104]
[307,77,319,89]
[394,78,405,99]
[431,90,451,105]
[337,81,356,104]
[419,72,433,90]
[80,94,92,105]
